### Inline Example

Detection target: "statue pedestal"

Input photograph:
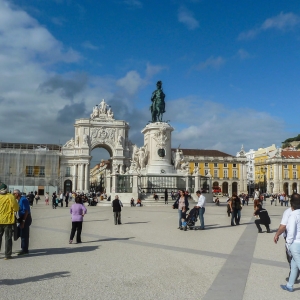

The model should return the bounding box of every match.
[141,122,175,174]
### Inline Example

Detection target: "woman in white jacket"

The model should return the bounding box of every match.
[281,196,300,292]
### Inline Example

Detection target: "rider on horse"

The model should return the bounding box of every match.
[150,81,165,122]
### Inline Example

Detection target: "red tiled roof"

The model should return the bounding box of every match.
[281,150,300,158]
[172,148,233,157]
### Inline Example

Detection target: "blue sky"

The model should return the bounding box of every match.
[1,0,300,162]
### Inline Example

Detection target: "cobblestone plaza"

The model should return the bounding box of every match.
[0,200,298,299]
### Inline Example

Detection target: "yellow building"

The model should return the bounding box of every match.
[254,144,300,194]
[178,148,247,195]
[254,144,276,193]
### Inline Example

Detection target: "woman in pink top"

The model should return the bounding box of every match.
[69,196,87,244]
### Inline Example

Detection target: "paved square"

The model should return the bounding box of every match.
[0,199,298,299]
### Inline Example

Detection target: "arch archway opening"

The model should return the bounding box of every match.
[232,182,238,195]
[90,146,112,193]
[292,182,297,194]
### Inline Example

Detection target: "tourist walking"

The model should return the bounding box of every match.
[0,183,19,260]
[28,192,34,207]
[254,204,271,233]
[69,196,87,244]
[112,195,123,225]
[35,194,40,205]
[45,193,49,205]
[164,189,168,204]
[172,190,189,229]
[60,192,64,207]
[230,193,242,226]
[52,192,57,209]
[274,194,300,284]
[280,195,300,292]
[65,192,69,207]
[13,189,32,255]
[195,190,205,230]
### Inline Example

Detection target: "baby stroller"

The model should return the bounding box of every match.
[186,207,199,230]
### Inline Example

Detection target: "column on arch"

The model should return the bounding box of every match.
[84,163,89,191]
[78,164,84,191]
[73,164,77,191]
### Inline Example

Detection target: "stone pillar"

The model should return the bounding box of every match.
[84,163,89,191]
[229,184,232,197]
[243,163,247,192]
[79,164,84,191]
[132,174,138,194]
[73,164,77,191]
[288,182,292,196]
[194,174,199,193]
[274,163,279,194]
[278,164,283,193]
[106,173,111,194]
[111,174,117,193]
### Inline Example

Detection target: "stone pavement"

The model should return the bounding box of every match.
[0,199,298,300]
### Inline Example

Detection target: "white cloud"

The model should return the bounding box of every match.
[166,97,287,154]
[195,56,225,70]
[178,6,199,30]
[81,41,99,50]
[116,71,145,95]
[145,63,167,79]
[238,12,300,40]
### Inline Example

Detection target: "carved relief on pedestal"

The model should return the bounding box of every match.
[153,127,168,148]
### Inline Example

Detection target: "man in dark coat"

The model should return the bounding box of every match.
[111,195,123,225]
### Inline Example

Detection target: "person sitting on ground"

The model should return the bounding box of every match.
[254,204,271,233]
[214,197,220,206]
[153,193,159,201]
[136,199,142,207]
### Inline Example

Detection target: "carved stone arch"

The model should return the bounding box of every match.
[90,141,114,158]
[60,99,131,192]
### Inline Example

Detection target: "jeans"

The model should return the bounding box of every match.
[20,215,32,253]
[70,221,82,243]
[285,201,289,207]
[199,207,205,229]
[0,224,13,257]
[287,242,300,288]
[114,212,121,225]
[231,209,240,225]
[178,209,182,227]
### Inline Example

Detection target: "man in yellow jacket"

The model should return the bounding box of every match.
[0,183,19,259]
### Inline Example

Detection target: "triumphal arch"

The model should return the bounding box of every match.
[60,99,133,192]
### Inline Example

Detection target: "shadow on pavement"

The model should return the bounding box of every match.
[0,271,70,285]
[84,219,109,222]
[81,237,135,243]
[201,222,254,230]
[123,222,149,225]
[21,246,99,257]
